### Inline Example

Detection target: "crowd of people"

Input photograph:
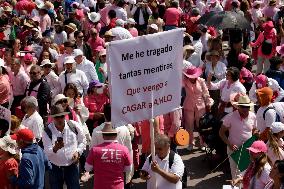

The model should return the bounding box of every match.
[1,0,284,188]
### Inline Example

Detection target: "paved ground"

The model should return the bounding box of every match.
[81,144,231,189]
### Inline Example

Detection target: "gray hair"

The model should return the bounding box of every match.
[30,65,41,72]
[21,96,38,109]
[155,134,171,147]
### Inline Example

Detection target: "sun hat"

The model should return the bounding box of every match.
[64,56,75,64]
[49,105,69,118]
[183,66,203,78]
[97,122,118,134]
[148,24,158,31]
[87,12,101,23]
[0,136,17,154]
[104,30,115,37]
[255,74,267,89]
[23,53,33,62]
[231,95,255,107]
[276,44,284,56]
[11,128,34,142]
[126,18,136,25]
[253,0,262,7]
[65,23,77,32]
[89,80,103,88]
[99,49,106,56]
[247,140,267,153]
[73,49,84,57]
[40,59,55,67]
[52,94,69,106]
[271,122,284,134]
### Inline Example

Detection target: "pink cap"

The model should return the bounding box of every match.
[247,140,267,153]
[95,46,104,52]
[238,53,249,63]
[255,74,267,89]
[23,53,33,62]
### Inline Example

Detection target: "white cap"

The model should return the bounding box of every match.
[52,94,69,106]
[271,122,284,134]
[64,56,75,64]
[116,19,125,27]
[127,18,136,25]
[40,59,55,67]
[73,49,84,57]
[149,24,158,31]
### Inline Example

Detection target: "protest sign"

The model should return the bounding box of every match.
[108,29,183,125]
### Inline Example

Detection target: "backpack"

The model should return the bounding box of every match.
[261,35,273,56]
[262,106,281,122]
[148,150,188,188]
[44,120,78,140]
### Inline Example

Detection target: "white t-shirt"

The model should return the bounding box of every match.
[256,104,278,133]
[21,111,44,139]
[250,163,272,189]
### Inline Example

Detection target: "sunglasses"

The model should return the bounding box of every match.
[56,99,68,104]
[30,71,40,75]
[239,105,250,109]
[54,115,65,119]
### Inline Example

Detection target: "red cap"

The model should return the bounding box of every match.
[11,129,34,142]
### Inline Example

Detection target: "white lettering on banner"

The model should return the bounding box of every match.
[109,29,183,125]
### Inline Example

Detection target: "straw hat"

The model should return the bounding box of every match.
[97,122,117,134]
[65,23,77,32]
[232,95,255,107]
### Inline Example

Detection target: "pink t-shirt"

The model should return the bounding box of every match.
[163,7,181,26]
[88,37,105,53]
[86,141,132,189]
[128,28,138,37]
[222,110,256,147]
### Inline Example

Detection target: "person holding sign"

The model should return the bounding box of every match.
[183,66,213,151]
[232,140,272,189]
[219,95,257,180]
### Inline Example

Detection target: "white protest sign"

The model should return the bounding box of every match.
[0,105,11,134]
[108,29,183,125]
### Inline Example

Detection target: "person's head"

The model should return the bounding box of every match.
[231,0,240,8]
[209,50,220,63]
[74,31,84,44]
[101,122,117,140]
[152,11,159,19]
[184,0,191,8]
[50,105,68,128]
[270,122,284,139]
[68,10,76,19]
[63,41,75,55]
[11,39,21,51]
[63,83,79,100]
[99,49,107,63]
[183,66,202,83]
[126,18,136,28]
[54,22,64,33]
[87,79,104,95]
[0,135,17,157]
[104,30,115,42]
[226,67,240,82]
[247,140,268,162]
[23,53,33,65]
[10,115,21,134]
[29,65,42,81]
[65,23,77,34]
[73,49,84,64]
[191,8,200,17]
[270,56,283,70]
[183,45,195,59]
[52,94,69,110]
[21,96,38,115]
[0,119,9,138]
[155,134,170,159]
[148,24,158,34]
[170,0,179,8]
[11,128,34,149]
[234,95,254,117]
[256,87,273,107]
[39,7,48,16]
[209,38,222,52]
[108,9,116,19]
[64,56,76,73]
[116,19,125,28]
[40,59,54,75]
[252,1,261,9]
[4,48,13,63]
[10,58,21,73]
[270,160,284,184]
[104,103,111,122]
[41,37,52,50]
[90,28,98,39]
[39,50,53,63]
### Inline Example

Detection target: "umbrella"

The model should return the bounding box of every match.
[199,11,252,30]
[198,11,216,25]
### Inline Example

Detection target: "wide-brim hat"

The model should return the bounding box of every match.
[52,94,69,106]
[97,122,117,134]
[183,66,202,78]
[50,105,69,117]
[104,30,115,37]
[87,12,101,23]
[231,95,255,107]
[40,59,55,67]
[0,136,17,154]
[65,23,77,32]
[253,0,262,6]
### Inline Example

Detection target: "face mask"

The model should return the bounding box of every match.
[97,87,104,94]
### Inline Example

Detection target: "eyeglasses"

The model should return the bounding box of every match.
[101,55,106,58]
[30,71,40,75]
[239,105,250,109]
[56,99,68,104]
